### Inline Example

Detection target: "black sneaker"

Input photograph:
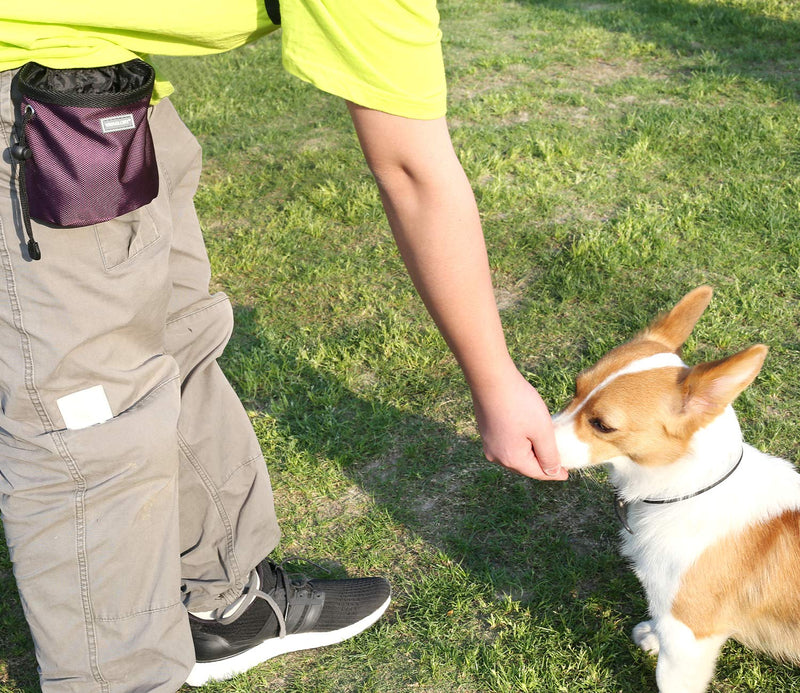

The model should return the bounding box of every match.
[185,560,391,686]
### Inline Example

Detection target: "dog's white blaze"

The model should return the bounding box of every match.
[556,352,686,427]
[553,352,686,470]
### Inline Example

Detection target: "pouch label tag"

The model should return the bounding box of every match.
[100,114,136,133]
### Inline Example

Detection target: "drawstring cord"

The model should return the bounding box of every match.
[11,104,41,261]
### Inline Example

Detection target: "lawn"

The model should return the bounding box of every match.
[1,0,799,691]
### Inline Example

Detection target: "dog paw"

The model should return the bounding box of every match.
[632,620,660,655]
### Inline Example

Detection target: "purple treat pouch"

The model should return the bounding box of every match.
[13,60,158,232]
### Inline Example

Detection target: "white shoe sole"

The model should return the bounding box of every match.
[184,595,391,686]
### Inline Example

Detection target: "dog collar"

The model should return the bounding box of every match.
[614,448,745,534]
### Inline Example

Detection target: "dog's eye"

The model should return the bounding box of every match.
[589,417,616,434]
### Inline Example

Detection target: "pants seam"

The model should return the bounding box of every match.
[51,430,110,692]
[0,213,55,433]
[124,374,181,416]
[94,600,184,622]
[1,79,53,431]
[166,293,228,327]
[219,453,262,488]
[41,379,180,690]
[156,119,176,199]
[178,431,244,603]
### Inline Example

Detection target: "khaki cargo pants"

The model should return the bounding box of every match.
[0,69,281,691]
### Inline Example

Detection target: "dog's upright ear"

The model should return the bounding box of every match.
[644,286,714,352]
[678,344,768,425]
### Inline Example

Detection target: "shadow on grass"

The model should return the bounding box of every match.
[0,307,648,693]
[515,0,800,99]
[0,304,643,692]
[218,305,800,691]
[215,305,660,691]
[2,304,800,690]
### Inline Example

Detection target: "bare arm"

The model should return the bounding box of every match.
[347,103,566,481]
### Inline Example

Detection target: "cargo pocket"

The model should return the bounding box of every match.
[94,205,161,270]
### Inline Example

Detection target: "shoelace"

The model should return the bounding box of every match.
[213,558,327,637]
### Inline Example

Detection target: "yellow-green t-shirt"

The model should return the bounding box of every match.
[0,3,278,101]
[281,0,446,119]
[0,1,446,119]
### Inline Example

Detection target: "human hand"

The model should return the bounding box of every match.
[472,369,568,481]
[346,105,566,481]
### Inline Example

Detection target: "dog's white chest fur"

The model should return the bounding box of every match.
[617,444,800,618]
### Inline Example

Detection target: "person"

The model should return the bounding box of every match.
[0,1,566,690]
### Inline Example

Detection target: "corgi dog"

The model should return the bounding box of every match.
[552,286,800,693]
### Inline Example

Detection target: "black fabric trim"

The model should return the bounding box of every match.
[265,0,281,25]
[16,59,155,109]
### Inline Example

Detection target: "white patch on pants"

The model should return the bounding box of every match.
[56,385,113,430]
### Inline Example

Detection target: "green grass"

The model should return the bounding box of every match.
[2,0,800,690]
